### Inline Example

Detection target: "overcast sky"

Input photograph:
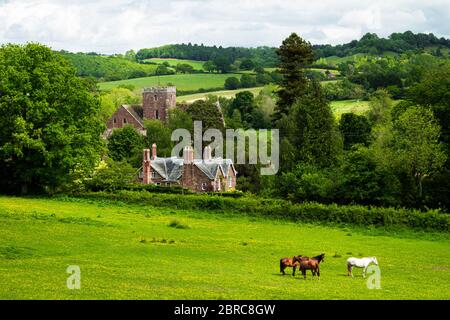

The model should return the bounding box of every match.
[0,0,449,54]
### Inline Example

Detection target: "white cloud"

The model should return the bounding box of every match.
[0,0,449,53]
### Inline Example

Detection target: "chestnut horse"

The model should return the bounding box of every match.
[293,253,325,280]
[280,255,303,275]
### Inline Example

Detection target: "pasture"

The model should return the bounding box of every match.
[0,196,449,300]
[330,99,371,118]
[176,87,266,103]
[98,73,243,92]
[146,58,206,71]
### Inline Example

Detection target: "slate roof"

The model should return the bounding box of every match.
[149,157,236,182]
[123,105,145,127]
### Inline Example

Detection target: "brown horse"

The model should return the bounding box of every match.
[279,255,302,275]
[293,253,325,280]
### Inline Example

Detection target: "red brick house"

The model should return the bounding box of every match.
[104,86,176,137]
[141,144,237,192]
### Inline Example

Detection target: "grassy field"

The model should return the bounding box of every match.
[331,99,371,118]
[99,73,243,92]
[146,58,206,70]
[176,87,267,103]
[0,196,449,300]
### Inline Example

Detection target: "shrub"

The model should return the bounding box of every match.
[74,191,450,232]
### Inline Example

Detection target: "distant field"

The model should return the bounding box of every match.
[0,196,448,299]
[99,73,243,92]
[177,87,267,102]
[331,100,371,118]
[146,58,206,70]
[314,54,366,67]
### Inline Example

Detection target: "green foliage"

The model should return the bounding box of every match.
[144,120,173,157]
[176,63,194,74]
[313,31,450,58]
[240,74,257,88]
[186,99,225,132]
[279,81,342,168]
[323,79,366,101]
[0,43,105,194]
[339,113,371,149]
[107,125,145,166]
[224,77,240,90]
[80,191,450,232]
[83,159,136,192]
[274,33,315,120]
[239,58,255,70]
[60,51,157,81]
[367,89,394,124]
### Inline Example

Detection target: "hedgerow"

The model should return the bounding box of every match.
[71,190,450,232]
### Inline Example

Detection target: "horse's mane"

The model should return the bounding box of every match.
[312,253,325,262]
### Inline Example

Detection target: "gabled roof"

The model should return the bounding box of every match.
[122,105,145,127]
[148,157,236,182]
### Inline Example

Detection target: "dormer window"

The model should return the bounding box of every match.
[151,171,157,179]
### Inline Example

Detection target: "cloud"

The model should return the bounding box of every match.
[0,0,449,53]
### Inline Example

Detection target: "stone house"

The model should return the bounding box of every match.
[141,144,237,192]
[104,86,176,137]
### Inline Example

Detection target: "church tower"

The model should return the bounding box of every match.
[142,86,176,123]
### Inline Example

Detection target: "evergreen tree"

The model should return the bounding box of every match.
[274,33,314,121]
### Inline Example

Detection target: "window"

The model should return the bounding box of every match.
[216,180,221,191]
[155,110,159,119]
[154,95,158,101]
[228,176,233,188]
[201,183,207,191]
[151,171,157,179]
[156,183,161,186]
[113,118,117,124]
[123,118,127,124]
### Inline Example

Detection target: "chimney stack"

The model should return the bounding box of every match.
[203,145,212,161]
[152,143,157,160]
[184,146,194,164]
[143,149,151,184]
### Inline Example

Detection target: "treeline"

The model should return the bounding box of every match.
[136,43,279,67]
[314,31,450,58]
[60,51,157,81]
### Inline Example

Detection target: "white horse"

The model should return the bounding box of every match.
[347,257,378,278]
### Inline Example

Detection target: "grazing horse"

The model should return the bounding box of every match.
[347,257,378,278]
[280,255,302,275]
[293,253,325,280]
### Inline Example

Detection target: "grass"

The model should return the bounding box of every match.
[98,73,243,92]
[330,100,371,118]
[0,196,449,300]
[146,58,206,70]
[176,87,267,102]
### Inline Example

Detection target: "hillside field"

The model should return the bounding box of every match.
[176,87,266,103]
[146,58,206,70]
[98,73,243,92]
[0,196,449,300]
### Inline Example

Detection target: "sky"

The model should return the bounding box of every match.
[0,0,449,54]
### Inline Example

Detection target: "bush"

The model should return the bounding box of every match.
[74,191,450,232]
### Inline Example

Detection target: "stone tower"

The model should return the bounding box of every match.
[142,86,176,122]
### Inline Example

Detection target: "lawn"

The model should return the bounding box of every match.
[146,58,206,71]
[98,73,243,92]
[330,100,371,118]
[0,196,449,300]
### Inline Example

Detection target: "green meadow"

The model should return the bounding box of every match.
[330,100,371,118]
[98,73,243,92]
[176,87,266,102]
[0,196,449,300]
[146,58,206,70]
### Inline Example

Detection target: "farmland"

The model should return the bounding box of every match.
[98,73,243,92]
[146,58,206,70]
[0,196,449,299]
